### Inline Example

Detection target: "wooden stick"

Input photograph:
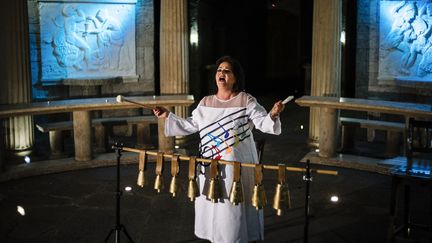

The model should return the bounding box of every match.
[122,147,338,176]
[282,96,294,105]
[116,95,154,110]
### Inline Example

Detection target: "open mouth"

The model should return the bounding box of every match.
[218,77,226,82]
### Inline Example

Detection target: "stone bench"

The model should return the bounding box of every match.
[36,116,158,158]
[339,117,405,157]
[295,95,432,158]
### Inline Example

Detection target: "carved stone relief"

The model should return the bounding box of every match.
[379,1,432,82]
[39,2,136,81]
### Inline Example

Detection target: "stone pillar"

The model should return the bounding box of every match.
[0,0,34,163]
[309,0,342,150]
[319,107,338,157]
[159,0,189,151]
[73,111,92,161]
[0,119,4,171]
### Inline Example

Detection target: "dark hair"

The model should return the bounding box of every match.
[215,56,245,92]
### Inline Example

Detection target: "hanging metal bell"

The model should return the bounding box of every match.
[137,170,145,187]
[228,162,243,205]
[187,156,199,201]
[272,183,291,216]
[187,178,199,201]
[154,152,164,193]
[207,178,221,203]
[252,184,267,210]
[207,160,221,203]
[169,155,180,197]
[229,181,244,205]
[273,164,292,216]
[154,174,163,193]
[169,176,178,197]
[137,151,147,187]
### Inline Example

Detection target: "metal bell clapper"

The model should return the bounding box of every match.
[229,162,244,205]
[251,164,267,210]
[187,156,199,201]
[272,164,292,216]
[169,155,180,197]
[137,151,147,187]
[206,160,222,203]
[154,152,164,193]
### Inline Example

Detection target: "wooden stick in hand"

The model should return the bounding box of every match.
[282,96,294,105]
[116,95,154,110]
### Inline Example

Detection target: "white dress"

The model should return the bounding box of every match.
[165,92,282,243]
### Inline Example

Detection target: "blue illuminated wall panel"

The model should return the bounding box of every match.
[379,1,432,83]
[38,0,136,82]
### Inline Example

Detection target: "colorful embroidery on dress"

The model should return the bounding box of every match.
[199,112,250,159]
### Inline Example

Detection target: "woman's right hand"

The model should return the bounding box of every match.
[153,106,169,118]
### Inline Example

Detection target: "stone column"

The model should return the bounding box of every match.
[73,111,92,161]
[0,0,34,165]
[309,0,342,153]
[0,119,4,171]
[159,0,189,152]
[319,107,338,157]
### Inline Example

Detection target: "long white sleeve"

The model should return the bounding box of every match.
[246,96,282,135]
[164,112,199,136]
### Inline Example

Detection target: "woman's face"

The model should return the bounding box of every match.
[215,61,236,91]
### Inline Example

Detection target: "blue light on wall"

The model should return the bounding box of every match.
[379,1,432,83]
[38,0,137,83]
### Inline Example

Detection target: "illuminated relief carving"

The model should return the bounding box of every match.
[379,1,432,82]
[39,2,136,81]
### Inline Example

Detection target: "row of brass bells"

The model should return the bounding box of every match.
[229,162,244,205]
[187,156,199,201]
[137,152,199,198]
[272,164,291,216]
[207,160,222,203]
[137,153,290,216]
[251,164,267,209]
[169,155,180,197]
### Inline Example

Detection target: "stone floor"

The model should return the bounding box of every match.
[0,96,430,243]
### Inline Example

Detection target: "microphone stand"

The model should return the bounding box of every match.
[303,159,312,243]
[103,143,135,243]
